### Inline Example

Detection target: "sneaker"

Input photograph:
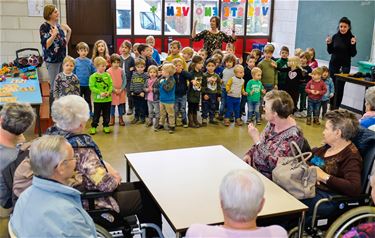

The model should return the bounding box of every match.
[242,112,246,116]
[89,127,96,135]
[145,119,153,127]
[235,118,243,126]
[300,111,307,117]
[209,119,219,125]
[294,111,302,118]
[256,121,261,125]
[182,119,188,128]
[131,118,139,124]
[229,118,234,123]
[168,127,175,134]
[202,118,207,126]
[103,127,110,134]
[139,118,146,124]
[306,117,312,125]
[218,115,224,121]
[247,119,252,124]
[224,118,230,127]
[126,109,133,115]
[154,124,164,131]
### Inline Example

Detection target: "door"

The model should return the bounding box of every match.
[66,0,115,58]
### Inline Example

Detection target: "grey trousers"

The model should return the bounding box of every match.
[46,62,62,106]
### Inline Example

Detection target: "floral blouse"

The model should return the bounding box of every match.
[245,122,305,179]
[192,30,236,56]
[39,22,67,63]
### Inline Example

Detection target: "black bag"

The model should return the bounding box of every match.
[14,48,43,68]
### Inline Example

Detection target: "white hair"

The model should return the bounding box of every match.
[365,86,375,110]
[220,169,265,222]
[30,135,69,178]
[51,95,89,131]
[146,35,155,42]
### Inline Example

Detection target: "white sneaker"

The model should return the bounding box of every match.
[294,111,302,118]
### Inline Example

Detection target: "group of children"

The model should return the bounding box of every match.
[52,36,335,135]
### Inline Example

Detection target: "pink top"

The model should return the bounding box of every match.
[147,77,157,101]
[186,224,287,238]
[309,59,318,69]
[107,67,126,105]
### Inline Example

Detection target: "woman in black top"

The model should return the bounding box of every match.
[326,17,357,109]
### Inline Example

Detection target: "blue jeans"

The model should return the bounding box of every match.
[219,88,227,116]
[247,100,260,122]
[225,96,241,119]
[202,93,217,120]
[307,99,321,118]
[174,95,187,121]
[148,101,160,119]
[110,104,125,116]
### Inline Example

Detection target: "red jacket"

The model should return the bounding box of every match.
[305,80,327,100]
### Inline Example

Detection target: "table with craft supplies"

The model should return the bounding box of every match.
[125,145,308,238]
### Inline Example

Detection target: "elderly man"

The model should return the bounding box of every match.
[10,135,97,237]
[0,102,35,208]
[186,169,287,237]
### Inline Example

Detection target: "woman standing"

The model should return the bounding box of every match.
[326,17,357,109]
[191,16,236,57]
[40,4,72,103]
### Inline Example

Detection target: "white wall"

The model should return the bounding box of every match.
[0,0,67,81]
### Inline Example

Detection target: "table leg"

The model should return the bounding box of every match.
[176,232,181,238]
[35,105,41,136]
[126,157,130,182]
[298,211,305,238]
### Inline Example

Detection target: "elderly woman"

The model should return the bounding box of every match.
[186,169,287,237]
[191,16,236,57]
[243,90,305,179]
[10,135,96,237]
[40,4,71,102]
[0,102,35,208]
[41,95,162,231]
[359,86,375,131]
[303,110,362,226]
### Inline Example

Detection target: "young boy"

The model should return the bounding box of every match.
[156,63,176,134]
[120,40,135,115]
[241,55,256,116]
[74,42,96,115]
[130,58,148,124]
[146,35,161,65]
[320,66,335,118]
[276,46,289,91]
[89,56,113,135]
[298,51,312,117]
[224,64,245,127]
[202,58,221,126]
[251,48,261,65]
[246,67,265,125]
[137,43,157,71]
[53,56,80,99]
[305,67,327,125]
[166,40,187,70]
[144,65,160,129]
[181,47,194,70]
[258,45,278,92]
[172,58,192,128]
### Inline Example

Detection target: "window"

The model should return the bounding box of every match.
[221,0,246,36]
[164,0,191,35]
[193,0,219,33]
[246,0,272,35]
[134,0,162,35]
[116,0,131,35]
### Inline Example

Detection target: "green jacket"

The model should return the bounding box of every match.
[276,58,288,86]
[246,79,264,102]
[258,59,278,86]
[89,72,113,103]
[188,70,204,103]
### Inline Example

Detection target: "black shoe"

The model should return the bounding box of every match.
[229,118,234,123]
[209,119,219,125]
[168,127,175,134]
[155,124,164,131]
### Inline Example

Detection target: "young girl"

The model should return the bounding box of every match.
[120,40,135,115]
[108,54,126,126]
[218,54,236,120]
[306,48,318,69]
[320,66,335,118]
[297,52,312,117]
[132,43,140,59]
[92,40,110,68]
[53,56,80,99]
[198,49,208,63]
[251,48,262,65]
[188,55,204,128]
[144,65,160,129]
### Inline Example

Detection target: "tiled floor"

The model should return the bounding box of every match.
[0,114,325,237]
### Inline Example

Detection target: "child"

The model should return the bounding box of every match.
[198,49,208,63]
[53,56,80,99]
[320,66,335,118]
[212,54,224,77]
[241,55,256,116]
[146,36,161,65]
[89,56,113,135]
[258,45,278,92]
[202,58,221,125]
[132,43,140,59]
[246,67,265,124]
[297,51,312,117]
[188,55,204,128]
[305,67,327,125]
[218,54,236,120]
[225,43,242,64]
[119,40,135,115]
[92,40,110,68]
[74,42,96,115]
[138,43,157,72]
[173,58,192,128]
[144,65,160,129]
[294,48,303,57]
[156,63,176,134]
[306,48,318,69]
[108,54,126,126]
[130,58,148,124]
[224,64,245,127]
[181,47,194,70]
[276,46,289,91]
[251,48,262,65]
[166,40,187,70]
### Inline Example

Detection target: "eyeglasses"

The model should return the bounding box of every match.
[55,155,78,168]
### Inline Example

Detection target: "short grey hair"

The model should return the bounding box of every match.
[365,86,375,110]
[30,135,69,178]
[0,102,35,135]
[220,169,265,222]
[51,95,89,131]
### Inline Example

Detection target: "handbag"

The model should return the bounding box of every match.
[14,48,43,68]
[272,141,317,199]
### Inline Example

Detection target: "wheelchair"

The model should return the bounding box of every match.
[288,127,375,238]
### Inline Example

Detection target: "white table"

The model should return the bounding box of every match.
[125,145,308,237]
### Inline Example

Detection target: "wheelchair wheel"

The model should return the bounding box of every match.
[96,224,113,238]
[325,206,375,238]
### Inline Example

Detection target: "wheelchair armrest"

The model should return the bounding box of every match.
[81,191,114,199]
[328,194,370,202]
